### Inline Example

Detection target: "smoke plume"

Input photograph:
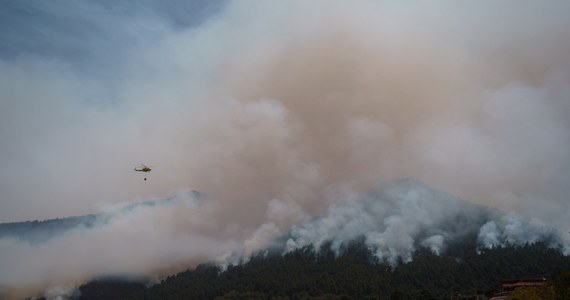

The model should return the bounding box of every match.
[1,0,570,298]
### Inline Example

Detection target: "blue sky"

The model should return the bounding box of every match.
[0,0,227,98]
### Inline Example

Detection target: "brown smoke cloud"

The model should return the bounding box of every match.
[158,0,570,229]
[1,0,570,298]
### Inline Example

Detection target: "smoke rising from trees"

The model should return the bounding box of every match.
[1,1,570,298]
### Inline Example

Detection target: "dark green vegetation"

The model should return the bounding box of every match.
[76,240,570,300]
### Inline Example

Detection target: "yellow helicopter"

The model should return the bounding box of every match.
[134,164,153,180]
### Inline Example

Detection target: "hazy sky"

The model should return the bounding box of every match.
[0,0,229,221]
[1,1,570,297]
[1,0,569,224]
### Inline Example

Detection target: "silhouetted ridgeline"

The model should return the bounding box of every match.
[0,192,199,243]
[72,240,570,300]
[0,214,101,243]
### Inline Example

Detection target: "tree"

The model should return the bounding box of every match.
[554,271,570,300]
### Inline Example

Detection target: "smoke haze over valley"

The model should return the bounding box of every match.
[1,0,570,298]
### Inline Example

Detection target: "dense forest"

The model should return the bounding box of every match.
[73,240,570,300]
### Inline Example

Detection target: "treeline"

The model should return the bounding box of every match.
[74,240,570,300]
[0,194,189,244]
[0,214,100,243]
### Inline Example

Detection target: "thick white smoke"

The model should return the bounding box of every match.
[0,192,244,299]
[478,213,562,250]
[285,179,567,265]
[1,0,570,298]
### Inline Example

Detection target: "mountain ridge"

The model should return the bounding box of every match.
[0,191,202,243]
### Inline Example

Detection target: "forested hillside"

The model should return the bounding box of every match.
[75,240,570,300]
[0,194,188,243]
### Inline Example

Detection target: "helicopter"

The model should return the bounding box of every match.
[134,164,153,180]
